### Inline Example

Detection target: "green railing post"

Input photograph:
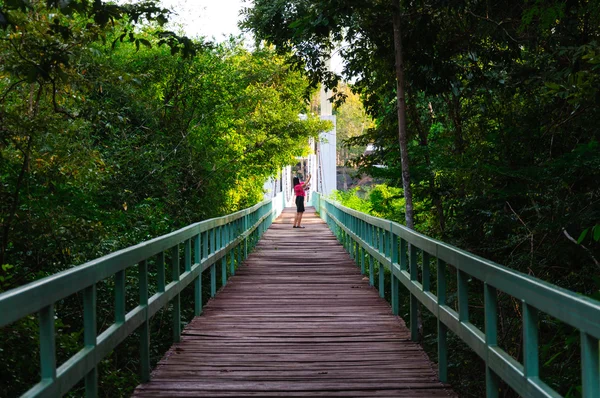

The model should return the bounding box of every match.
[409,244,418,341]
[194,234,202,316]
[202,230,208,259]
[378,261,385,298]
[230,243,236,275]
[83,284,97,396]
[437,259,448,383]
[369,255,374,287]
[237,238,242,267]
[485,283,499,398]
[139,260,150,383]
[523,302,539,378]
[210,250,217,298]
[39,304,56,381]
[171,245,181,343]
[391,226,399,316]
[115,270,126,322]
[244,215,248,259]
[210,226,217,297]
[221,255,227,288]
[458,270,469,323]
[360,246,366,275]
[581,332,600,398]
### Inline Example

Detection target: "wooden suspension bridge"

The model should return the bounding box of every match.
[0,192,599,398]
[132,207,453,397]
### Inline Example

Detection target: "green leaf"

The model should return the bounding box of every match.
[543,351,562,367]
[577,228,588,244]
[545,82,561,90]
[593,225,600,242]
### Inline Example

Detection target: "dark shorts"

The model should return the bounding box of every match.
[295,196,305,213]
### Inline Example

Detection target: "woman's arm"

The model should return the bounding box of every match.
[302,174,312,188]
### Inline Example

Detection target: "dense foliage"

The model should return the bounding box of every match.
[244,1,600,396]
[0,1,328,395]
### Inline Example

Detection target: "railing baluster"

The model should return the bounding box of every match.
[244,215,248,259]
[378,260,385,298]
[369,255,374,286]
[523,302,539,378]
[581,332,600,398]
[360,245,365,275]
[115,270,126,322]
[437,259,448,383]
[391,227,399,315]
[139,260,150,383]
[83,284,97,396]
[172,245,181,343]
[39,304,56,381]
[221,255,227,287]
[202,231,208,259]
[230,239,236,275]
[237,235,242,267]
[409,244,418,341]
[210,227,216,256]
[194,234,202,316]
[210,236,217,297]
[485,283,499,398]
[217,226,221,251]
[458,270,469,322]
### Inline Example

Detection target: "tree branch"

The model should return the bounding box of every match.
[562,228,600,270]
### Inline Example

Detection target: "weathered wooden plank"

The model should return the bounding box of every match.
[133,207,455,397]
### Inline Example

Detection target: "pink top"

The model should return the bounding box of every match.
[294,183,305,197]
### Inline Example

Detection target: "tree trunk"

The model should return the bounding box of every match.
[392,5,414,229]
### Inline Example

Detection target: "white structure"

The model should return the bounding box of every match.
[263,166,293,205]
[308,75,337,200]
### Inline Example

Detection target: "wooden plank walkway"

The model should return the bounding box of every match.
[133,207,455,397]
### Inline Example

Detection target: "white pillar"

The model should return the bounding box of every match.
[317,62,337,197]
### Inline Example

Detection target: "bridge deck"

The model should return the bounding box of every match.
[133,207,454,397]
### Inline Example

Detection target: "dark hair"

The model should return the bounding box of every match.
[293,177,300,186]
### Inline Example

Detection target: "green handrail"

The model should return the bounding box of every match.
[315,193,600,398]
[0,192,286,397]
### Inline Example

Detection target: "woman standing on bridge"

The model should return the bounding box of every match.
[293,175,311,228]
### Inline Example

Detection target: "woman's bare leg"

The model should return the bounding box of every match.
[297,212,304,227]
[293,212,300,227]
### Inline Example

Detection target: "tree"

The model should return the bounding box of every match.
[243,0,421,226]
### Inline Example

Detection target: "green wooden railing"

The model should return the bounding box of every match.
[0,192,286,397]
[314,193,600,398]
